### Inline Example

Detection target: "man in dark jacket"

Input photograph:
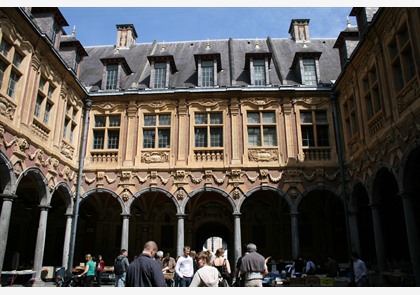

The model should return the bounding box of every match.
[126,241,165,287]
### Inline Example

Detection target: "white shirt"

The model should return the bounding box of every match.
[175,255,194,278]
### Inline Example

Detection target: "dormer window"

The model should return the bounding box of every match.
[253,59,266,86]
[153,62,166,88]
[245,52,272,86]
[201,60,214,87]
[302,59,317,85]
[147,53,177,89]
[291,51,321,86]
[105,64,118,90]
[100,56,132,91]
[194,53,222,87]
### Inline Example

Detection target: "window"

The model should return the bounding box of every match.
[201,60,214,87]
[247,111,277,147]
[300,110,329,147]
[105,64,118,90]
[302,59,317,85]
[343,95,358,140]
[0,38,24,99]
[63,103,78,144]
[388,23,415,93]
[153,62,167,88]
[362,66,381,120]
[253,59,266,86]
[142,114,171,149]
[34,76,55,125]
[0,60,6,89]
[194,112,223,148]
[92,115,121,150]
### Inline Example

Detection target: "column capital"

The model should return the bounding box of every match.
[398,191,414,200]
[121,213,131,219]
[65,213,73,218]
[0,193,18,201]
[176,213,187,219]
[38,204,52,211]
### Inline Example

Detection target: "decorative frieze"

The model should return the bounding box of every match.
[141,151,169,163]
[0,95,16,120]
[248,148,278,162]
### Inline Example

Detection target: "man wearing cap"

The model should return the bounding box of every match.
[239,243,268,287]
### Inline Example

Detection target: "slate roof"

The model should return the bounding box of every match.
[79,36,341,91]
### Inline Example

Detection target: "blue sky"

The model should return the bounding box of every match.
[58,7,355,47]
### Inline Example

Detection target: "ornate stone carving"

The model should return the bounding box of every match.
[0,95,16,120]
[141,151,169,163]
[60,141,74,159]
[248,149,278,162]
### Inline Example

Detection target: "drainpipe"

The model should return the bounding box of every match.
[66,98,92,275]
[330,93,353,258]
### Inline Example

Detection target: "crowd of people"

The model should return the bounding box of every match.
[74,241,370,287]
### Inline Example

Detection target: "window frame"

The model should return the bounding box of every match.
[246,111,278,147]
[33,75,56,126]
[142,113,171,149]
[193,112,224,148]
[299,110,330,148]
[0,37,24,100]
[92,114,121,150]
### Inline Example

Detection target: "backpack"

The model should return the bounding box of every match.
[114,255,125,275]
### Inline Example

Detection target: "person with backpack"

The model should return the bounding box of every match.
[114,249,130,287]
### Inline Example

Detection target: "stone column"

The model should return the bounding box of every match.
[400,192,420,286]
[33,205,51,286]
[0,194,17,274]
[233,213,242,265]
[348,209,361,255]
[124,102,137,166]
[176,214,186,257]
[121,214,130,251]
[61,213,73,268]
[290,211,300,259]
[176,99,187,166]
[229,98,241,165]
[370,203,386,272]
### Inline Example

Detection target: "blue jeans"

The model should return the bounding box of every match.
[180,277,192,287]
[115,272,126,287]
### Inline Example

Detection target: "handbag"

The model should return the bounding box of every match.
[221,259,229,277]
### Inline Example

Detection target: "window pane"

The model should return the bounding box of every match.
[63,119,69,139]
[39,77,45,90]
[13,52,23,68]
[195,127,207,147]
[7,71,19,98]
[159,114,171,126]
[0,39,11,57]
[247,112,260,124]
[315,111,327,124]
[254,59,266,86]
[95,116,106,127]
[107,130,119,149]
[158,129,170,148]
[317,125,329,146]
[143,129,155,148]
[106,64,118,90]
[301,125,314,147]
[144,115,156,126]
[195,113,207,125]
[210,113,222,124]
[303,59,317,85]
[0,60,6,89]
[201,60,214,87]
[34,95,43,117]
[300,112,312,123]
[70,124,75,143]
[248,127,261,146]
[210,127,223,147]
[262,112,275,123]
[48,84,55,98]
[263,127,277,146]
[109,116,121,127]
[93,130,105,149]
[154,63,166,88]
[43,101,52,124]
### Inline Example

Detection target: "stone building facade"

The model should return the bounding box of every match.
[0,7,419,286]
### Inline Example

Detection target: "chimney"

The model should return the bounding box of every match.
[116,24,138,48]
[289,19,310,43]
